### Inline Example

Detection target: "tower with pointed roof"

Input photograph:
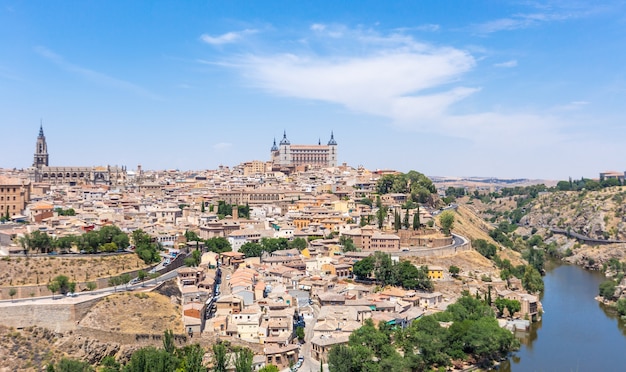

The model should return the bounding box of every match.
[327,131,337,167]
[277,130,292,166]
[33,122,49,169]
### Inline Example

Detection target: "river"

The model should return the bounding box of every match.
[497,263,626,371]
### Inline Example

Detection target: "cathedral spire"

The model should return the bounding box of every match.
[279,130,290,145]
[33,122,49,169]
[327,131,337,145]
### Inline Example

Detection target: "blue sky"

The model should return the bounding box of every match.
[2,1,626,179]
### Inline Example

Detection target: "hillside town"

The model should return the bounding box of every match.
[0,127,542,371]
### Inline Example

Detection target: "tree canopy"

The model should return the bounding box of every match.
[328,294,519,371]
[375,171,436,204]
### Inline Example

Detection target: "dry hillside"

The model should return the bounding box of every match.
[464,186,626,270]
[447,205,525,266]
[0,254,149,287]
[79,291,183,334]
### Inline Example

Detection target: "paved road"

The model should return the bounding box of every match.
[299,302,329,372]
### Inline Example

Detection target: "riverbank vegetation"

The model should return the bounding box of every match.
[328,293,519,371]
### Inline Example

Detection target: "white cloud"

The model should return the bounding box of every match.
[213,142,232,151]
[552,100,590,111]
[214,25,581,153]
[34,46,160,100]
[494,60,518,68]
[200,29,257,45]
[236,41,476,127]
[310,23,326,32]
[416,24,441,32]
[470,4,612,34]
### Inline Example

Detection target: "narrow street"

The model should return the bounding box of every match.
[299,303,328,372]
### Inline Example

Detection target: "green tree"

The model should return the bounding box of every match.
[212,342,230,372]
[522,266,544,293]
[403,208,409,229]
[51,275,71,294]
[108,276,122,292]
[132,229,161,264]
[599,280,617,300]
[233,347,253,372]
[395,261,433,291]
[137,270,147,284]
[163,329,175,354]
[339,235,357,252]
[394,210,401,232]
[177,344,206,372]
[54,358,94,372]
[617,298,626,316]
[205,237,232,253]
[296,326,305,342]
[474,239,497,259]
[373,252,394,286]
[185,230,202,242]
[101,242,118,253]
[353,256,374,280]
[86,282,97,291]
[185,250,202,267]
[376,205,387,229]
[122,346,179,372]
[449,265,460,278]
[23,230,53,253]
[120,273,132,290]
[494,298,521,317]
[412,206,420,230]
[47,281,60,299]
[439,211,455,236]
[100,355,121,372]
[8,288,16,301]
[239,242,264,257]
[288,237,308,251]
[258,365,279,372]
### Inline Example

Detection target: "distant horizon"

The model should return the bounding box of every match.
[3,1,626,179]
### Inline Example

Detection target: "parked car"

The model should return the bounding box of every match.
[66,292,78,297]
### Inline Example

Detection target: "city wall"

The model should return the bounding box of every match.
[0,296,101,332]
[395,239,472,258]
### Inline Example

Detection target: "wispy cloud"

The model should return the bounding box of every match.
[552,100,590,111]
[470,3,610,34]
[494,60,518,68]
[34,46,161,100]
[415,24,441,32]
[200,29,257,45]
[213,142,232,151]
[231,28,476,127]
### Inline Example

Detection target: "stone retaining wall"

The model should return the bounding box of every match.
[0,296,101,332]
[395,240,472,258]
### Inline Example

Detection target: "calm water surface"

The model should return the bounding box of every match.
[498,264,626,372]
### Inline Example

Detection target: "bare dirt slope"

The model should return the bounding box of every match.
[452,205,499,245]
[0,254,149,287]
[451,205,525,266]
[79,292,183,334]
[409,250,495,273]
[0,326,63,372]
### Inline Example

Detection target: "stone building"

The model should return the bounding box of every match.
[28,125,127,185]
[270,131,338,172]
[0,176,31,219]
